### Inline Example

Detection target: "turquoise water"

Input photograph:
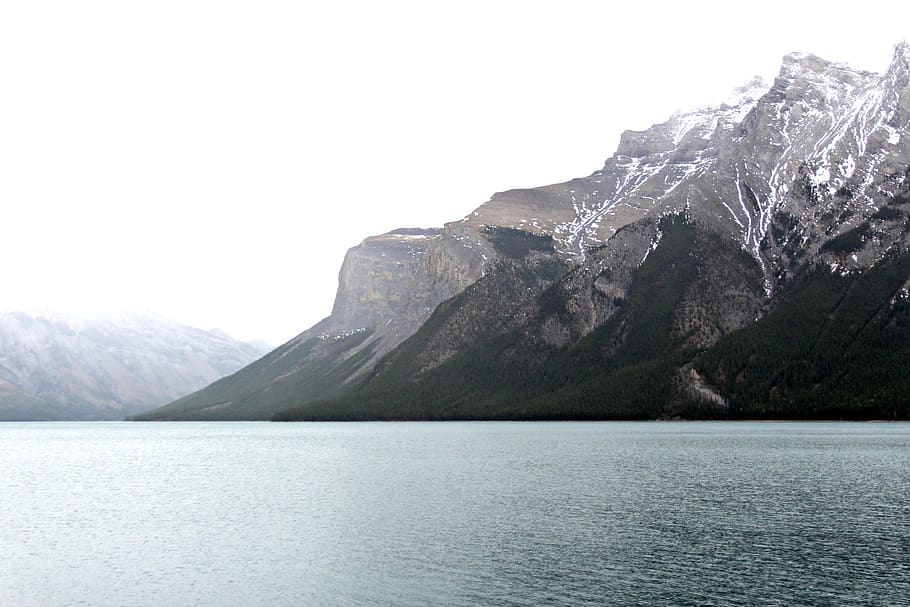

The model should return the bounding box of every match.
[1,421,908,606]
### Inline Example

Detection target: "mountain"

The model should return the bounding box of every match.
[0,310,268,420]
[130,228,486,419]
[142,43,910,421]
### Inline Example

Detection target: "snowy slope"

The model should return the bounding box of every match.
[458,43,910,291]
[141,43,910,421]
[0,310,268,420]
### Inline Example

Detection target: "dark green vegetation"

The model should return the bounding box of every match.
[129,329,376,420]
[274,217,910,421]
[483,226,555,259]
[871,205,904,221]
[136,214,910,423]
[819,222,871,254]
[132,46,910,423]
[694,253,910,419]
[272,219,733,420]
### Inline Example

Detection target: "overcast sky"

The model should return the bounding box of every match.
[1,1,907,344]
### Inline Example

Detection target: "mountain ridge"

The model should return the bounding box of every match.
[137,43,910,421]
[0,310,268,420]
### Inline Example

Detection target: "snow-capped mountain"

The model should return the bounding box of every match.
[0,310,268,420]
[463,43,910,284]
[457,76,770,258]
[142,43,910,421]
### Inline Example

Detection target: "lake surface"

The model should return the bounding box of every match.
[1,422,908,606]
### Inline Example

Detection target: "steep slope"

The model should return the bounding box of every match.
[133,228,487,420]
[459,44,910,289]
[458,77,770,258]
[151,43,910,421]
[280,201,910,421]
[274,216,766,420]
[0,311,267,420]
[274,43,910,421]
[693,250,910,419]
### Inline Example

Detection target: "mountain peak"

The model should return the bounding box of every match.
[615,78,770,158]
[781,51,831,70]
[718,76,769,113]
[889,40,910,72]
[729,75,768,98]
[143,43,910,423]
[778,51,875,84]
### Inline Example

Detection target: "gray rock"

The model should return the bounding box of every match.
[147,43,910,420]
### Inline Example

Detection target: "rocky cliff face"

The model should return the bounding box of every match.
[0,311,267,420]
[329,228,485,346]
[457,77,770,257]
[289,226,487,374]
[461,44,910,289]
[134,225,489,419]
[150,43,910,421]
[423,42,910,354]
[331,229,441,329]
[273,43,910,421]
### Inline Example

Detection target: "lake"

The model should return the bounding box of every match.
[1,421,908,606]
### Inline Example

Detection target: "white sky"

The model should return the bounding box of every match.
[1,1,907,345]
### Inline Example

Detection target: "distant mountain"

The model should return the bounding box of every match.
[0,377,66,421]
[141,43,910,421]
[0,310,268,420]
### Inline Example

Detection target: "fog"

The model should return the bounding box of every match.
[1,0,906,343]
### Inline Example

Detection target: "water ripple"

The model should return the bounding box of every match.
[1,421,908,606]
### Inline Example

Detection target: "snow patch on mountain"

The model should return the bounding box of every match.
[547,78,770,258]
[0,310,267,419]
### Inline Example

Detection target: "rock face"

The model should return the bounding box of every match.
[458,77,770,258]
[0,311,267,420]
[427,42,910,361]
[301,226,490,363]
[276,216,772,421]
[149,43,910,421]
[462,44,910,289]
[329,228,483,348]
[133,227,487,419]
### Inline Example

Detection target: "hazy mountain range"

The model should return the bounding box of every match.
[97,43,910,420]
[0,310,268,420]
